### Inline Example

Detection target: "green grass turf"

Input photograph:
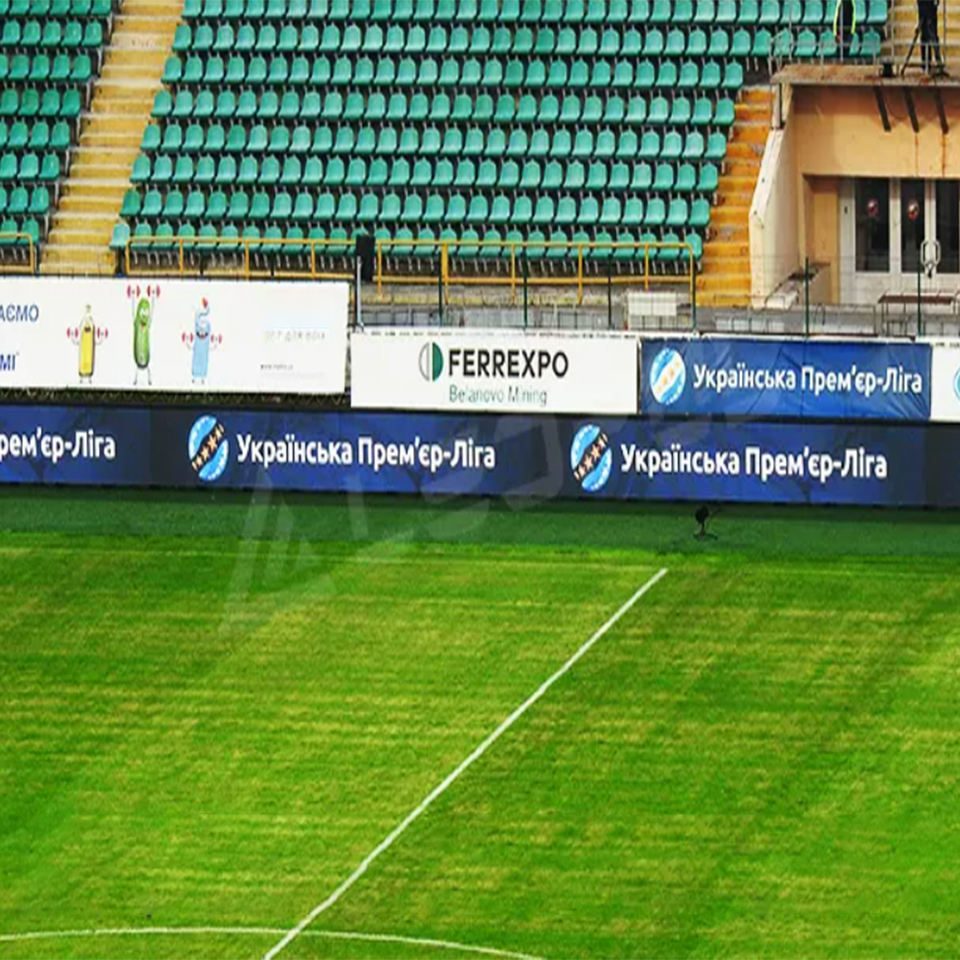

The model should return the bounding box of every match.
[1,488,960,959]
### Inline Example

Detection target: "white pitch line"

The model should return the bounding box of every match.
[263,567,669,960]
[0,925,543,960]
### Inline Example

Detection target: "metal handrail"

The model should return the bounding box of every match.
[0,232,37,275]
[124,234,352,280]
[375,237,697,307]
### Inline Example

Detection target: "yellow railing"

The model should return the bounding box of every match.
[124,235,352,280]
[0,233,37,275]
[376,237,697,306]
[123,234,696,307]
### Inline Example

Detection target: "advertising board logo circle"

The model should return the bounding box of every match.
[419,342,444,382]
[188,415,229,483]
[953,367,960,403]
[649,347,686,406]
[570,424,612,493]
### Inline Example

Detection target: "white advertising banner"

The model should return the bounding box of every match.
[351,328,639,414]
[930,344,960,421]
[0,277,348,394]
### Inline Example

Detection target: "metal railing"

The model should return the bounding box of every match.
[769,0,892,70]
[0,232,37,275]
[375,237,697,308]
[124,234,354,279]
[124,234,353,280]
[122,233,697,308]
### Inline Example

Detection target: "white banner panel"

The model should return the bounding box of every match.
[930,344,960,421]
[351,328,639,414]
[0,277,348,394]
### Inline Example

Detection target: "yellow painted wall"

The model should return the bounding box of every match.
[767,84,960,303]
[792,85,960,179]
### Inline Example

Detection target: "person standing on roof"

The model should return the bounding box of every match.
[918,0,945,75]
[833,0,857,59]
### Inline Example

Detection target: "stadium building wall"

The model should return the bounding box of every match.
[751,82,960,306]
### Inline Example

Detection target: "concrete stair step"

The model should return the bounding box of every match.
[726,140,764,160]
[120,0,183,10]
[105,48,170,68]
[725,159,762,177]
[48,227,114,245]
[71,149,139,167]
[93,83,158,101]
[702,241,750,258]
[52,206,118,219]
[78,114,149,134]
[39,257,117,276]
[58,195,124,213]
[79,132,143,149]
[91,97,155,115]
[717,174,758,192]
[709,226,749,243]
[52,210,117,224]
[731,124,769,146]
[67,167,135,182]
[736,104,771,122]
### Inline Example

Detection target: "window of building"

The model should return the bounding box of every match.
[901,178,926,274]
[936,180,959,274]
[855,178,889,272]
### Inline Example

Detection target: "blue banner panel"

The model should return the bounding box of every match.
[0,404,958,507]
[641,339,932,421]
[0,405,150,486]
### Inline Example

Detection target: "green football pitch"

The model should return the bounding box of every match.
[2,488,960,960]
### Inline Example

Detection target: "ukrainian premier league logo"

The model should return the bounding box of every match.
[188,415,228,483]
[649,347,686,406]
[571,424,612,493]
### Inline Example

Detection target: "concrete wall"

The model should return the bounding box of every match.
[792,86,960,180]
[749,91,799,305]
[758,83,960,305]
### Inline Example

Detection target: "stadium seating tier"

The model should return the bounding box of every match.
[109,0,888,274]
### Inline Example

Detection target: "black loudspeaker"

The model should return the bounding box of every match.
[356,234,375,283]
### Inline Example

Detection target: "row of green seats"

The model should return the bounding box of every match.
[139,219,705,260]
[776,28,882,59]
[161,55,745,98]
[113,220,704,266]
[0,0,113,14]
[0,183,50,214]
[381,228,703,261]
[136,122,724,166]
[130,151,720,191]
[126,184,712,230]
[0,20,106,49]
[122,185,710,229]
[0,119,71,150]
[787,0,886,24]
[0,150,61,180]
[0,215,40,245]
[0,53,93,83]
[179,0,814,27]
[152,90,734,126]
[162,51,746,92]
[128,150,721,191]
[180,23,766,60]
[0,87,82,118]
[120,190,692,234]
[173,21,764,57]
